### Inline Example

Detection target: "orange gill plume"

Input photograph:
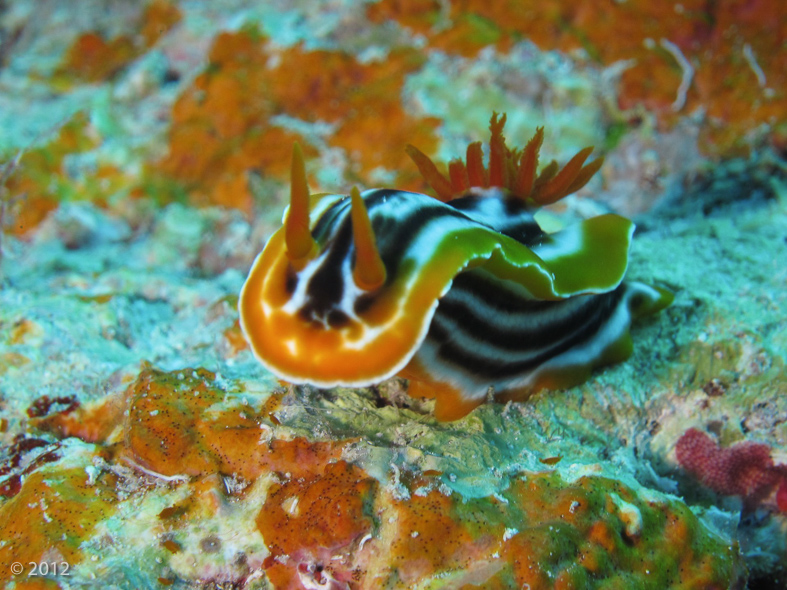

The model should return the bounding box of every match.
[405,112,605,205]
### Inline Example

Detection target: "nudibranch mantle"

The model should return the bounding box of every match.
[240,114,672,420]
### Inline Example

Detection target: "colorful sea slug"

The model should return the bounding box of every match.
[239,114,672,420]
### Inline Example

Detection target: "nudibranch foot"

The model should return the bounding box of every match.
[400,280,672,419]
[238,113,673,421]
[401,359,487,422]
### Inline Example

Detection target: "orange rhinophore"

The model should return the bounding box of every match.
[284,142,317,265]
[350,186,387,291]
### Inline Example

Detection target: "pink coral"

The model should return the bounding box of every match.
[676,428,787,510]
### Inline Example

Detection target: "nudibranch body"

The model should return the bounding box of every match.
[240,114,672,420]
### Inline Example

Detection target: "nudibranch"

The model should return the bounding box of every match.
[239,114,673,420]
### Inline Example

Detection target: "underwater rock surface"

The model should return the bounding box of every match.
[2,188,785,588]
[1,0,786,588]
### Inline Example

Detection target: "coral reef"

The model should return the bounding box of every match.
[1,115,101,236]
[0,0,785,587]
[0,361,744,588]
[153,29,439,213]
[4,183,782,585]
[52,1,182,85]
[369,0,787,155]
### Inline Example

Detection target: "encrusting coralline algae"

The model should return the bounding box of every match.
[1,0,786,587]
